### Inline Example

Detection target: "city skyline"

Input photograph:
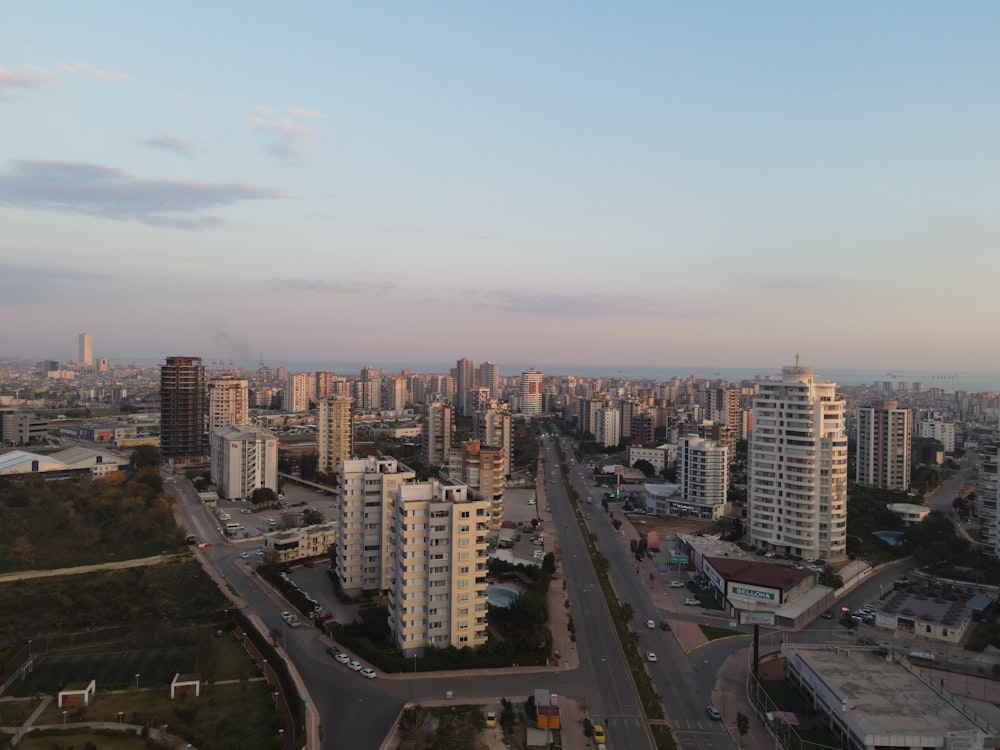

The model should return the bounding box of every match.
[3,4,1000,370]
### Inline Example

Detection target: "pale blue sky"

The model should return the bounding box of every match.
[2,3,999,371]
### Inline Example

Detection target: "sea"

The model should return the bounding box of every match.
[273,362,1000,394]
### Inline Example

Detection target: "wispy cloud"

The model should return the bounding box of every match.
[471,289,643,316]
[249,105,324,165]
[0,160,294,230]
[269,278,394,296]
[0,261,107,304]
[137,131,197,159]
[53,61,130,81]
[1,61,128,100]
[0,64,58,90]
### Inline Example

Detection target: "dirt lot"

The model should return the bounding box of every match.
[623,512,718,540]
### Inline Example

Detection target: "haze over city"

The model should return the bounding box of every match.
[3,3,999,372]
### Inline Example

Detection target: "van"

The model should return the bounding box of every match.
[225,523,242,534]
[908,651,935,662]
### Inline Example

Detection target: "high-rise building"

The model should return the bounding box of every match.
[709,387,741,457]
[678,435,729,520]
[422,402,453,466]
[160,356,208,461]
[474,407,512,477]
[455,358,477,416]
[477,361,500,401]
[856,400,911,491]
[519,369,543,415]
[447,439,505,529]
[208,374,249,433]
[386,478,490,656]
[595,407,621,448]
[383,376,408,411]
[748,363,848,559]
[336,456,415,596]
[978,444,999,558]
[283,372,315,412]
[317,396,355,475]
[211,427,278,500]
[78,333,93,366]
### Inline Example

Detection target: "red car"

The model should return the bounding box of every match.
[314,612,333,622]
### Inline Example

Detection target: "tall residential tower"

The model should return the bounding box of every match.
[748,363,848,560]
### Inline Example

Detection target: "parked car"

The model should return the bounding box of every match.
[325,646,340,658]
[335,653,351,664]
[485,711,497,728]
[821,610,833,619]
[669,581,685,588]
[359,668,376,679]
[684,597,700,606]
[346,660,362,671]
[660,620,671,631]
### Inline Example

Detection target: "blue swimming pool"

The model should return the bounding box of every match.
[486,585,521,608]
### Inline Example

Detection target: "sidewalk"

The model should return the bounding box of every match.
[713,647,775,750]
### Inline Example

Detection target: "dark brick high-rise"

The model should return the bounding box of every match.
[160,356,207,459]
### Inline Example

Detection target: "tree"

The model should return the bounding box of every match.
[130,445,160,470]
[736,712,750,746]
[633,459,655,477]
[302,508,325,526]
[251,487,278,506]
[397,705,432,750]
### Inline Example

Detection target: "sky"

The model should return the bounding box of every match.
[2,3,1000,373]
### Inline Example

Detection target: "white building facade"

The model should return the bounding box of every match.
[677,435,729,519]
[210,427,279,500]
[748,364,848,560]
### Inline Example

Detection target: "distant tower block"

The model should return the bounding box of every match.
[78,333,93,366]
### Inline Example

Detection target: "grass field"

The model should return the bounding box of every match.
[13,646,197,696]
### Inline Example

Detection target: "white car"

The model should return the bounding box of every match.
[335,653,351,664]
[347,661,362,672]
[645,619,656,629]
[240,551,250,559]
[359,668,376,679]
[669,581,685,588]
[280,611,292,623]
[645,651,657,662]
[684,597,701,606]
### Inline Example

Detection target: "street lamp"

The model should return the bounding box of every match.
[118,711,124,725]
[135,673,140,690]
[62,710,68,726]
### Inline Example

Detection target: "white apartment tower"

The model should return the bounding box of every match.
[208,374,249,433]
[317,396,355,475]
[978,444,999,558]
[455,358,477,416]
[336,457,415,596]
[595,406,622,448]
[856,400,911,491]
[678,435,729,520]
[520,369,543,415]
[283,372,315,412]
[210,427,279,500]
[387,478,490,656]
[422,402,453,466]
[748,363,848,559]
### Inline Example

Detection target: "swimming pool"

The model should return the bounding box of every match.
[486,585,521,608]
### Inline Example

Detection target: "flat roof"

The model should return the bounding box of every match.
[787,645,980,737]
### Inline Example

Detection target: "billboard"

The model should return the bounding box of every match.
[740,611,776,626]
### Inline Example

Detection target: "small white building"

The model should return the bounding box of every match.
[210,427,279,500]
[886,502,930,526]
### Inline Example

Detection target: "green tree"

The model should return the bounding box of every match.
[302,508,325,525]
[633,459,655,477]
[736,712,750,746]
[251,487,277,505]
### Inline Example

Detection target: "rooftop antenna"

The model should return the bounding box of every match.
[794,351,800,368]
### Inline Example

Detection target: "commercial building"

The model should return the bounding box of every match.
[335,457,415,597]
[317,396,355,475]
[856,400,911,491]
[160,356,207,462]
[386,478,490,656]
[448,439,505,529]
[208,374,249,434]
[78,332,93,366]
[748,363,848,560]
[626,443,672,475]
[0,412,49,446]
[781,643,990,750]
[210,427,279,500]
